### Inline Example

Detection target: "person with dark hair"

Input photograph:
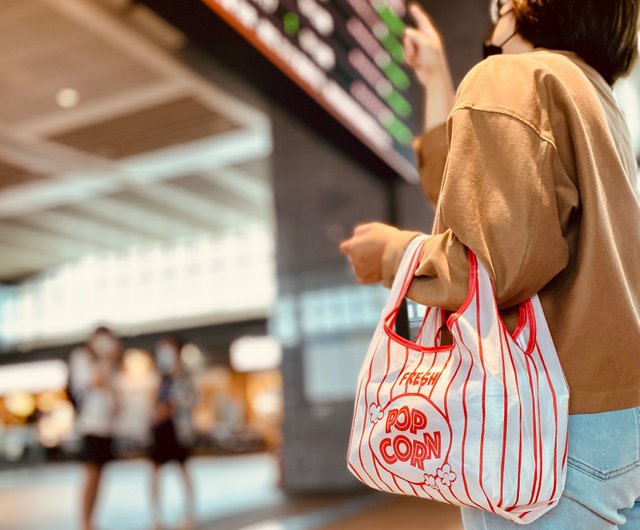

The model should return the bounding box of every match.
[341,0,640,527]
[511,0,639,86]
[149,336,197,530]
[69,326,121,530]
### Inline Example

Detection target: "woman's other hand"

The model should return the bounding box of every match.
[340,222,400,284]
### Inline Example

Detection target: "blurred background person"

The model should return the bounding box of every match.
[150,336,197,530]
[68,326,121,530]
[112,348,159,458]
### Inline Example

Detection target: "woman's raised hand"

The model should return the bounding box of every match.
[403,3,455,131]
[403,3,450,86]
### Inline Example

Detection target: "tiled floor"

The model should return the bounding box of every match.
[0,454,464,530]
[0,453,285,530]
[317,497,463,530]
[221,495,464,530]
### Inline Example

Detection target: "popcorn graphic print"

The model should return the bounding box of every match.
[368,403,384,424]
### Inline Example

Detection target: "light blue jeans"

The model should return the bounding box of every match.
[462,407,640,529]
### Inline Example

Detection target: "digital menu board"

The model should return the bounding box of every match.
[141,0,423,182]
[202,0,421,182]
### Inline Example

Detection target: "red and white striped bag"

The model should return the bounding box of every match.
[347,235,569,524]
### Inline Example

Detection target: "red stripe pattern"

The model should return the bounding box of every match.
[347,236,569,525]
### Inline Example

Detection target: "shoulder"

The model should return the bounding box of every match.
[70,346,89,363]
[455,50,589,108]
[453,51,593,139]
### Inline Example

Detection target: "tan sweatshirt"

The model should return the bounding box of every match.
[382,50,640,414]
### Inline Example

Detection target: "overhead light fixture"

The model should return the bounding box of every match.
[230,335,282,372]
[55,88,80,108]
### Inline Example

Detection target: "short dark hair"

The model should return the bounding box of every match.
[92,325,115,337]
[513,0,639,85]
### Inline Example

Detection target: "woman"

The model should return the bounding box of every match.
[69,326,121,530]
[150,336,197,530]
[340,1,640,528]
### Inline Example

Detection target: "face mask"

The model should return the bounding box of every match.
[91,334,116,357]
[483,8,517,59]
[156,344,178,374]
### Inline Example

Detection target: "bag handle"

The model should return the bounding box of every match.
[382,235,429,315]
[384,237,537,355]
[386,235,473,317]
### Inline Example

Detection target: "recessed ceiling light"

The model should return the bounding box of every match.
[56,88,80,108]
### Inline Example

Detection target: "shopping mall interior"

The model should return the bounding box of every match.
[0,1,638,529]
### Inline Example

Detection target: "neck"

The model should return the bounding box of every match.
[504,35,535,54]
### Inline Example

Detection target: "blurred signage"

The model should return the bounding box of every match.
[201,0,420,182]
[0,360,68,396]
[230,336,282,372]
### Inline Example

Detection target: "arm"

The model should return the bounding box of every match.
[403,5,454,205]
[403,4,456,131]
[69,348,100,392]
[414,123,448,205]
[381,108,576,311]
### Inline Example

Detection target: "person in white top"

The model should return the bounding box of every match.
[69,326,121,530]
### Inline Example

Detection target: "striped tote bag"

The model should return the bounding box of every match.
[347,235,569,524]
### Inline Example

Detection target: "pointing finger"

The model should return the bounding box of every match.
[409,3,436,35]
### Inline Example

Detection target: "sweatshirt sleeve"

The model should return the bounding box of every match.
[382,107,573,311]
[413,123,449,205]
